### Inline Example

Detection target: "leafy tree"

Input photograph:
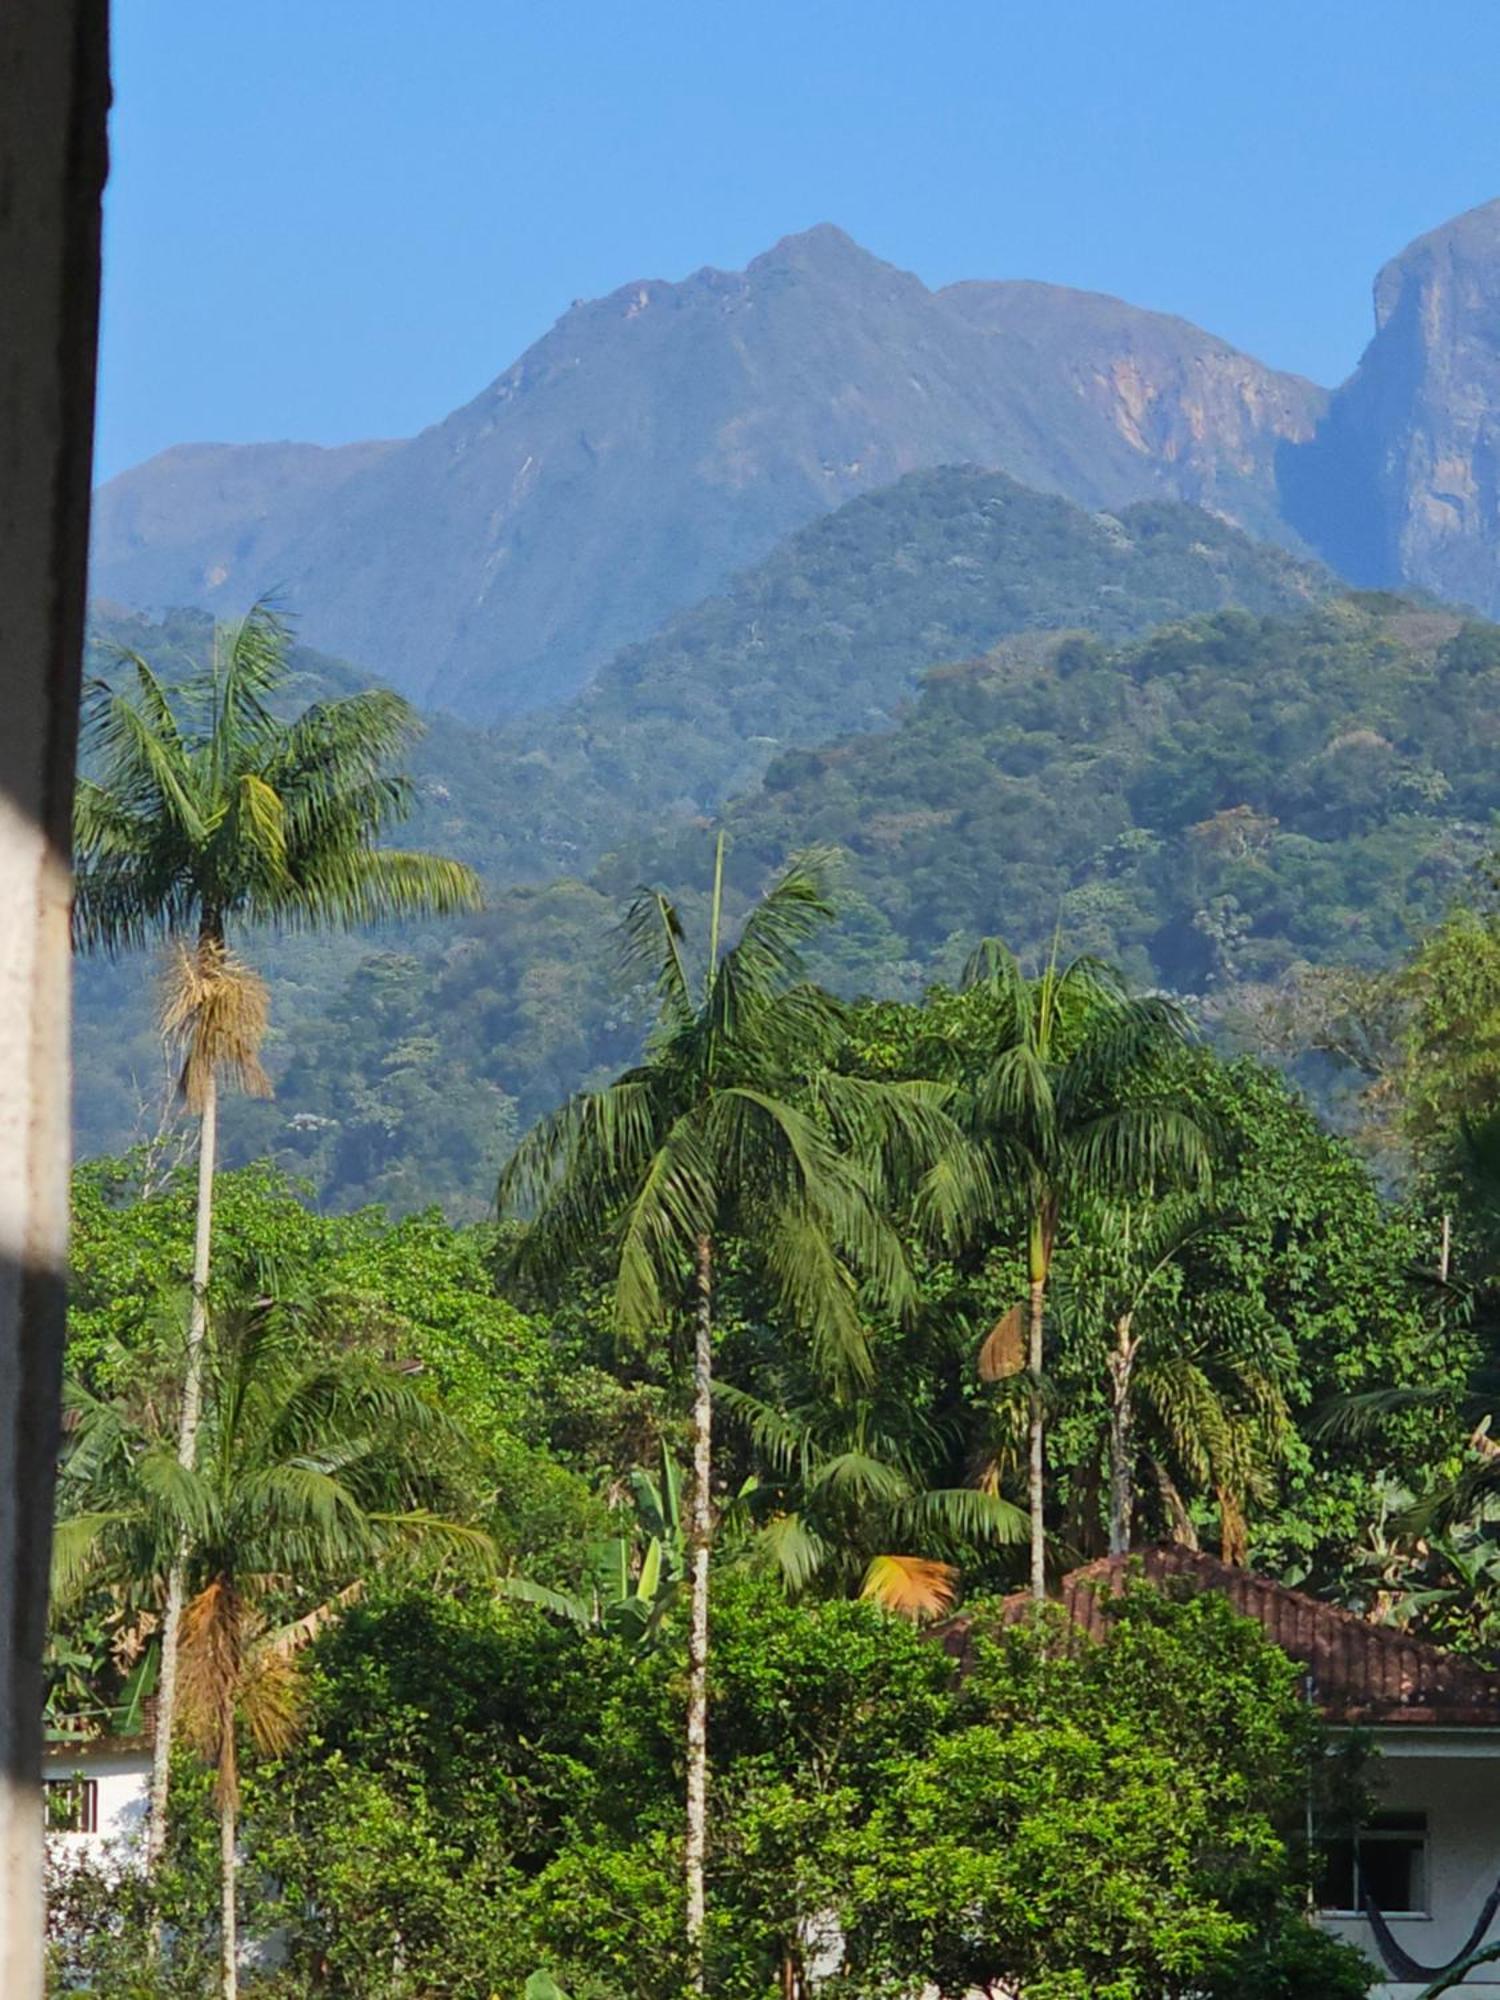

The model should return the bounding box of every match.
[847,1582,1372,2000]
[52,1288,489,1998]
[72,605,481,1856]
[1155,1055,1466,1587]
[1050,1195,1292,1559]
[498,841,945,1978]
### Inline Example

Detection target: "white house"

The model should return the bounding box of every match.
[962,1546,1500,1997]
[43,1725,151,1870]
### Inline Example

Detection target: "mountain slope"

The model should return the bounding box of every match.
[90,226,1322,718]
[938,279,1321,543]
[631,595,1493,996]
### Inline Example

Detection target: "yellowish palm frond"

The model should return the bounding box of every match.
[978,1301,1026,1382]
[254,1581,364,1663]
[237,1646,303,1762]
[860,1552,958,1622]
[177,1577,243,1793]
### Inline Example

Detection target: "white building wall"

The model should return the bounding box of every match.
[43,1747,150,1870]
[1321,1739,1500,1994]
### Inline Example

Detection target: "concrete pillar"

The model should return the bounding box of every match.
[0,4,109,1989]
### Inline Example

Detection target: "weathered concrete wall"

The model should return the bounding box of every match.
[0,3,109,1989]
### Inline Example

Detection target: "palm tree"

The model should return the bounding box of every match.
[715,1381,1027,1615]
[933,942,1210,1599]
[53,1290,489,2000]
[72,603,482,1857]
[1051,1196,1291,1558]
[498,841,945,1983]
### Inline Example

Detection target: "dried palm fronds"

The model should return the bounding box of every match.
[159,939,271,1110]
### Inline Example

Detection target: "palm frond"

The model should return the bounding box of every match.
[806,1451,910,1505]
[270,848,482,930]
[714,1382,817,1477]
[619,887,696,1034]
[758,1512,828,1594]
[1314,1383,1450,1442]
[707,849,839,1035]
[1067,1104,1212,1199]
[899,1486,1030,1546]
[613,1112,718,1335]
[860,1553,957,1621]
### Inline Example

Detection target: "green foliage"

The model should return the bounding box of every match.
[499,848,934,1392]
[837,993,1465,1584]
[214,1575,1366,1999]
[677,598,1498,1004]
[501,1447,685,1644]
[847,1584,1373,2000]
[1158,1055,1470,1583]
[74,601,480,954]
[50,1161,604,1729]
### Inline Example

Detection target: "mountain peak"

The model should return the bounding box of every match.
[1374,195,1500,327]
[746,222,907,283]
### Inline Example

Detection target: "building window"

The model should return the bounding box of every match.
[1320,1811,1429,1917]
[43,1776,99,1835]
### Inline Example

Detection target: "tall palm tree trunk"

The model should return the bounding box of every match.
[146,1066,216,1868]
[685,1233,713,1987]
[219,1727,238,2000]
[1106,1311,1137,1557]
[1027,1272,1046,1600]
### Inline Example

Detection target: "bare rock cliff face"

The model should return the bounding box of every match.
[1282,200,1500,612]
[938,279,1324,543]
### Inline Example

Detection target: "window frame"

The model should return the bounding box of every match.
[43,1774,100,1836]
[1319,1810,1431,1921]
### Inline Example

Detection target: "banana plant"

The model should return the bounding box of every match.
[500,1447,684,1645]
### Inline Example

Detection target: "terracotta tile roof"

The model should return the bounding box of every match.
[940,1544,1500,1727]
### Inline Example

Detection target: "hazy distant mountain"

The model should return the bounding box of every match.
[1284,198,1500,613]
[92,204,1500,718]
[90,226,1323,718]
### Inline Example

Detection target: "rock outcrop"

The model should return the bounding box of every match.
[1282,199,1500,612]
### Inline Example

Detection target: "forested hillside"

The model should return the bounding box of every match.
[77,583,1500,1217]
[512,467,1330,848]
[634,594,1497,995]
[76,478,1333,1206]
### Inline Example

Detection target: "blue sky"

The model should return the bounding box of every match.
[97,0,1500,481]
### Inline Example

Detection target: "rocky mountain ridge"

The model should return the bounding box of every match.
[91,225,1324,717]
[91,202,1500,719]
